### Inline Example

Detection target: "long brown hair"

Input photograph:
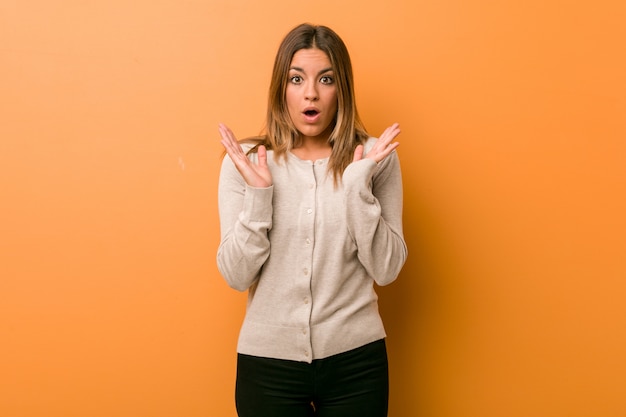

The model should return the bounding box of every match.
[245,23,369,184]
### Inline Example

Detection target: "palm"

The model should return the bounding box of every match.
[353,123,401,163]
[219,124,272,188]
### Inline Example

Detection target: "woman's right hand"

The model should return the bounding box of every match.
[219,123,272,188]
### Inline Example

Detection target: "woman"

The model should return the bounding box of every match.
[217,23,407,417]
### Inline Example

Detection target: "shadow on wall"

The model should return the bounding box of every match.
[376,176,472,415]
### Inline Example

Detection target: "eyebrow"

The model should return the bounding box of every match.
[289,66,334,76]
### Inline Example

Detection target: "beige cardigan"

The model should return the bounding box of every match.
[217,137,407,363]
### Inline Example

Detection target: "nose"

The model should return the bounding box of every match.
[304,81,318,101]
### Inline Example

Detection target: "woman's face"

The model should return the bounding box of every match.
[286,48,338,142]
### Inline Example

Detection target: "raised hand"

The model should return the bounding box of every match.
[219,123,272,188]
[353,123,401,163]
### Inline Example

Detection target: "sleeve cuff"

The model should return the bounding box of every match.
[242,184,274,223]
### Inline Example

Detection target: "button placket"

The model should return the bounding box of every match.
[297,162,317,362]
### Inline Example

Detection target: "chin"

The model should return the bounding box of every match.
[298,124,334,140]
[298,127,324,138]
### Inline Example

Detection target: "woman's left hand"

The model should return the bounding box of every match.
[352,123,401,163]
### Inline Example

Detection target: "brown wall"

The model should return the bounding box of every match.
[1,1,625,416]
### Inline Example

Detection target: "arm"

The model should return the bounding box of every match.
[216,154,273,291]
[343,126,408,286]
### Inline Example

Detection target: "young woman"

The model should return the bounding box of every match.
[217,23,407,417]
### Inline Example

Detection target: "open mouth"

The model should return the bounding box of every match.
[303,109,319,116]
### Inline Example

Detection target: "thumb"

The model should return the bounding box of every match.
[257,145,268,167]
[352,144,364,162]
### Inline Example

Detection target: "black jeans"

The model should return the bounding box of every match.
[235,339,388,417]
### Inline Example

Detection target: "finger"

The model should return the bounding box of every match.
[218,124,231,147]
[257,145,268,168]
[220,135,241,159]
[380,123,401,142]
[353,144,364,162]
[218,128,231,148]
[385,141,400,154]
[374,124,401,155]
[218,123,229,139]
[367,135,401,163]
[219,124,245,160]
[218,123,239,146]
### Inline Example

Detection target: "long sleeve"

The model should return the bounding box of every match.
[216,154,273,291]
[341,147,407,286]
[217,142,406,362]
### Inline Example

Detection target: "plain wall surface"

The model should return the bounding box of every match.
[1,1,625,416]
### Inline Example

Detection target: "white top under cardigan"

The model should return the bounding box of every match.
[217,137,407,363]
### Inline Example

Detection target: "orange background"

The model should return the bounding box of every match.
[1,1,625,416]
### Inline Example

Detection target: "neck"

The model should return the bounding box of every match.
[291,137,332,161]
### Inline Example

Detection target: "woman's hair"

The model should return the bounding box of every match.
[245,23,369,184]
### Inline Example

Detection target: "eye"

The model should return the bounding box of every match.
[289,75,303,84]
[320,75,334,85]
